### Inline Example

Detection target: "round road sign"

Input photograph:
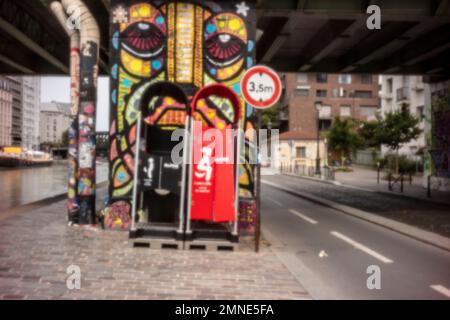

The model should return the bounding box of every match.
[240,65,282,109]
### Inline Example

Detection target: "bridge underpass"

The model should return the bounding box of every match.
[0,0,449,82]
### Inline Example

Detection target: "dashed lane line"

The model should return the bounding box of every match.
[430,285,450,298]
[330,231,394,264]
[289,209,318,225]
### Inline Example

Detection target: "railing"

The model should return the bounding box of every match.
[396,87,410,102]
[280,163,335,180]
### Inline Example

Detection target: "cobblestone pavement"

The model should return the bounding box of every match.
[0,199,310,300]
[264,174,450,237]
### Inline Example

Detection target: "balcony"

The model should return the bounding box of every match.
[381,92,393,100]
[413,82,424,91]
[396,87,410,102]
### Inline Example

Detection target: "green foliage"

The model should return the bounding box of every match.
[372,156,387,169]
[361,104,422,151]
[261,104,281,129]
[61,129,69,147]
[375,103,422,151]
[359,120,380,148]
[326,118,363,161]
[381,153,422,174]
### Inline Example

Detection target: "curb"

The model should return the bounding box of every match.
[262,179,450,253]
[0,181,109,222]
[282,173,450,207]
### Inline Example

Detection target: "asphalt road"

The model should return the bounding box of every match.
[261,182,450,299]
[263,174,450,237]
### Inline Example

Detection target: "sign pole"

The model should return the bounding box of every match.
[240,65,282,253]
[255,110,262,253]
[131,111,142,232]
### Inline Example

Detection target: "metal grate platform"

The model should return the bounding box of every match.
[185,239,239,251]
[130,237,183,250]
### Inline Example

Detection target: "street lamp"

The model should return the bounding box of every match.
[315,101,322,176]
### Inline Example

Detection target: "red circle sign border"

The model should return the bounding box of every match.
[240,65,282,109]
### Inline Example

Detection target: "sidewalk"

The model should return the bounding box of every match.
[0,196,310,300]
[336,166,450,205]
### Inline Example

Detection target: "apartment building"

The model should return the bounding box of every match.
[8,77,23,146]
[39,101,70,145]
[380,75,426,158]
[279,73,380,134]
[0,77,13,147]
[21,77,41,150]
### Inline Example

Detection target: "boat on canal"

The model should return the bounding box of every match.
[0,147,53,167]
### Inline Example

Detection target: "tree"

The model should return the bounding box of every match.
[326,118,362,166]
[371,103,422,174]
[261,103,281,129]
[61,129,69,147]
[359,120,380,148]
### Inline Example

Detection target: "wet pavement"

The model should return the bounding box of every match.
[0,161,108,213]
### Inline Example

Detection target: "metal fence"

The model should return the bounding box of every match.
[353,149,380,166]
[280,163,335,180]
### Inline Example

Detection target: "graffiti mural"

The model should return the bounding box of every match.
[49,1,81,223]
[108,0,256,226]
[431,94,450,179]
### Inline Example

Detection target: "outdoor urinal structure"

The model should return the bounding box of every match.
[186,83,242,243]
[130,82,191,241]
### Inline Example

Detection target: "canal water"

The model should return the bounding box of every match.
[0,161,108,212]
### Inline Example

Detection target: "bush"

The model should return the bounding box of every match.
[397,155,418,174]
[380,154,421,174]
[334,167,353,173]
[372,156,387,169]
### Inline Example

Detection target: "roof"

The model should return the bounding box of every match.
[276,130,324,141]
[40,101,70,115]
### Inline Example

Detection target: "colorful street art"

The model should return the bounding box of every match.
[50,1,81,222]
[77,38,100,223]
[430,94,450,179]
[67,49,80,220]
[424,89,450,191]
[108,0,256,227]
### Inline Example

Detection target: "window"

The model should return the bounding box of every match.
[333,87,347,98]
[295,89,309,97]
[316,89,327,97]
[354,90,373,98]
[318,105,332,119]
[386,78,393,93]
[360,105,378,117]
[361,74,373,84]
[340,105,351,117]
[396,87,409,101]
[297,73,308,84]
[339,74,352,84]
[296,147,306,158]
[316,73,328,83]
[416,106,424,121]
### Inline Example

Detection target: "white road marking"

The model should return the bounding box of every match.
[430,285,450,298]
[289,209,318,225]
[330,231,394,264]
[267,198,283,206]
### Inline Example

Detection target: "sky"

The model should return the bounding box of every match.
[40,76,110,132]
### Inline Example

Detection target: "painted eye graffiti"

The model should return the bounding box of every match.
[205,33,245,68]
[122,22,165,59]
